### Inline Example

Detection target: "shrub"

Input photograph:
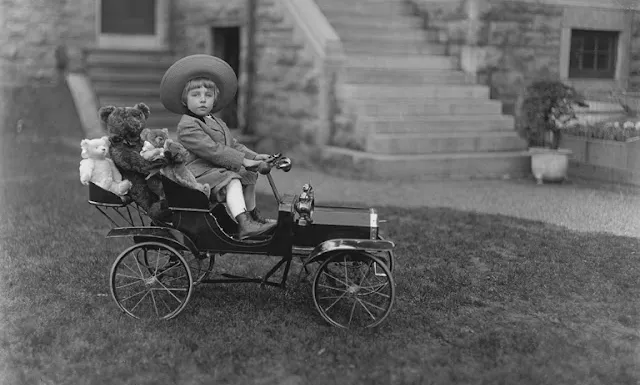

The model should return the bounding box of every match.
[515,79,588,150]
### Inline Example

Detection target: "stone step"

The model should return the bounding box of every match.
[342,40,445,55]
[96,97,178,127]
[318,2,413,17]
[328,17,423,31]
[322,146,531,181]
[366,131,527,154]
[94,84,160,97]
[361,115,515,134]
[346,54,458,70]
[346,84,490,99]
[354,98,504,116]
[88,70,165,85]
[86,51,175,69]
[345,67,471,85]
[339,30,436,44]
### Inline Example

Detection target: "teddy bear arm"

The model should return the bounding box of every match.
[107,158,124,182]
[79,159,94,185]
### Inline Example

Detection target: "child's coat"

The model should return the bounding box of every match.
[176,114,257,202]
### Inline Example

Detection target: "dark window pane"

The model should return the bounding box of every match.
[101,0,156,35]
[569,51,581,69]
[584,36,596,51]
[582,53,595,69]
[597,36,610,51]
[571,36,584,51]
[597,54,610,70]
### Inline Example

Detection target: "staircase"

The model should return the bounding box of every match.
[85,49,180,132]
[316,0,530,180]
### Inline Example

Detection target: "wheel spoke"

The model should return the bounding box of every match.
[155,279,185,304]
[115,278,145,290]
[355,297,378,320]
[129,290,150,312]
[121,260,142,278]
[323,290,349,312]
[356,296,387,312]
[322,270,349,287]
[115,272,145,281]
[134,252,148,279]
[159,273,188,284]
[150,289,159,317]
[153,249,161,276]
[317,284,347,292]
[347,297,358,326]
[120,287,149,302]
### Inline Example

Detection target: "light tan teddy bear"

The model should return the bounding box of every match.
[79,136,132,199]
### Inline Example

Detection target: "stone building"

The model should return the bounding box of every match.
[1,0,638,179]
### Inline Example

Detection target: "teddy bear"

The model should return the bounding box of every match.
[140,127,169,161]
[79,136,132,199]
[162,139,211,198]
[98,102,171,222]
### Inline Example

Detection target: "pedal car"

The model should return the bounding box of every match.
[88,154,396,328]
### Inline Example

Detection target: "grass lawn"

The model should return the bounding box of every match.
[1,84,640,384]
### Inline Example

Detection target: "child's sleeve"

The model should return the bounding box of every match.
[231,137,258,160]
[178,122,245,172]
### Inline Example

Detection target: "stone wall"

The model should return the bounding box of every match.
[412,0,640,114]
[630,13,640,91]
[250,0,321,153]
[478,0,564,114]
[171,0,322,153]
[0,0,94,84]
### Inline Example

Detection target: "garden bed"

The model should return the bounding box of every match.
[560,134,640,186]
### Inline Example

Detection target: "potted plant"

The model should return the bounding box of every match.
[515,79,589,184]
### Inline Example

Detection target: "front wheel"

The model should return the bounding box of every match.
[312,251,395,328]
[110,241,193,320]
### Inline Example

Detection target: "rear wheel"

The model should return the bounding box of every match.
[110,242,193,320]
[312,251,395,328]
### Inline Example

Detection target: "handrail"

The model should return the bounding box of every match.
[279,0,345,62]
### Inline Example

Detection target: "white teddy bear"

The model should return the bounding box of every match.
[79,136,132,199]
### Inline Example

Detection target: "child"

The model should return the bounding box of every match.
[159,54,276,240]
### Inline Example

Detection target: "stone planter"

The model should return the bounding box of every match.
[529,147,572,184]
[559,135,640,186]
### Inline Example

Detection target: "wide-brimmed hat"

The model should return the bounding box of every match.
[160,54,237,115]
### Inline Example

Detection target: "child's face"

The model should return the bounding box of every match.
[185,86,215,116]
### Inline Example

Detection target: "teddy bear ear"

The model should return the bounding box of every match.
[134,103,151,119]
[162,128,169,136]
[98,106,115,123]
[100,136,110,144]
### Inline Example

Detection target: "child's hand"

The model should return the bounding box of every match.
[254,154,272,161]
[242,158,262,169]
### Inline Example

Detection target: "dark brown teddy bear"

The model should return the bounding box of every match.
[98,103,171,222]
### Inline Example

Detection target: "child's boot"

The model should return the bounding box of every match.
[236,211,276,240]
[249,207,277,225]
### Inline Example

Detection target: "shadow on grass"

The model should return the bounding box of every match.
[1,83,640,385]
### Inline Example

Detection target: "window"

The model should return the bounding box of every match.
[569,29,618,79]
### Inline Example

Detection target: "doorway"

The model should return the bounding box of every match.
[211,27,241,129]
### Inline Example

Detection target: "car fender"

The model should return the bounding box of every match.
[106,226,199,256]
[304,238,395,266]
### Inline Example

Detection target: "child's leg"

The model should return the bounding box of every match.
[243,182,276,224]
[225,179,246,218]
[243,183,256,211]
[226,179,274,239]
